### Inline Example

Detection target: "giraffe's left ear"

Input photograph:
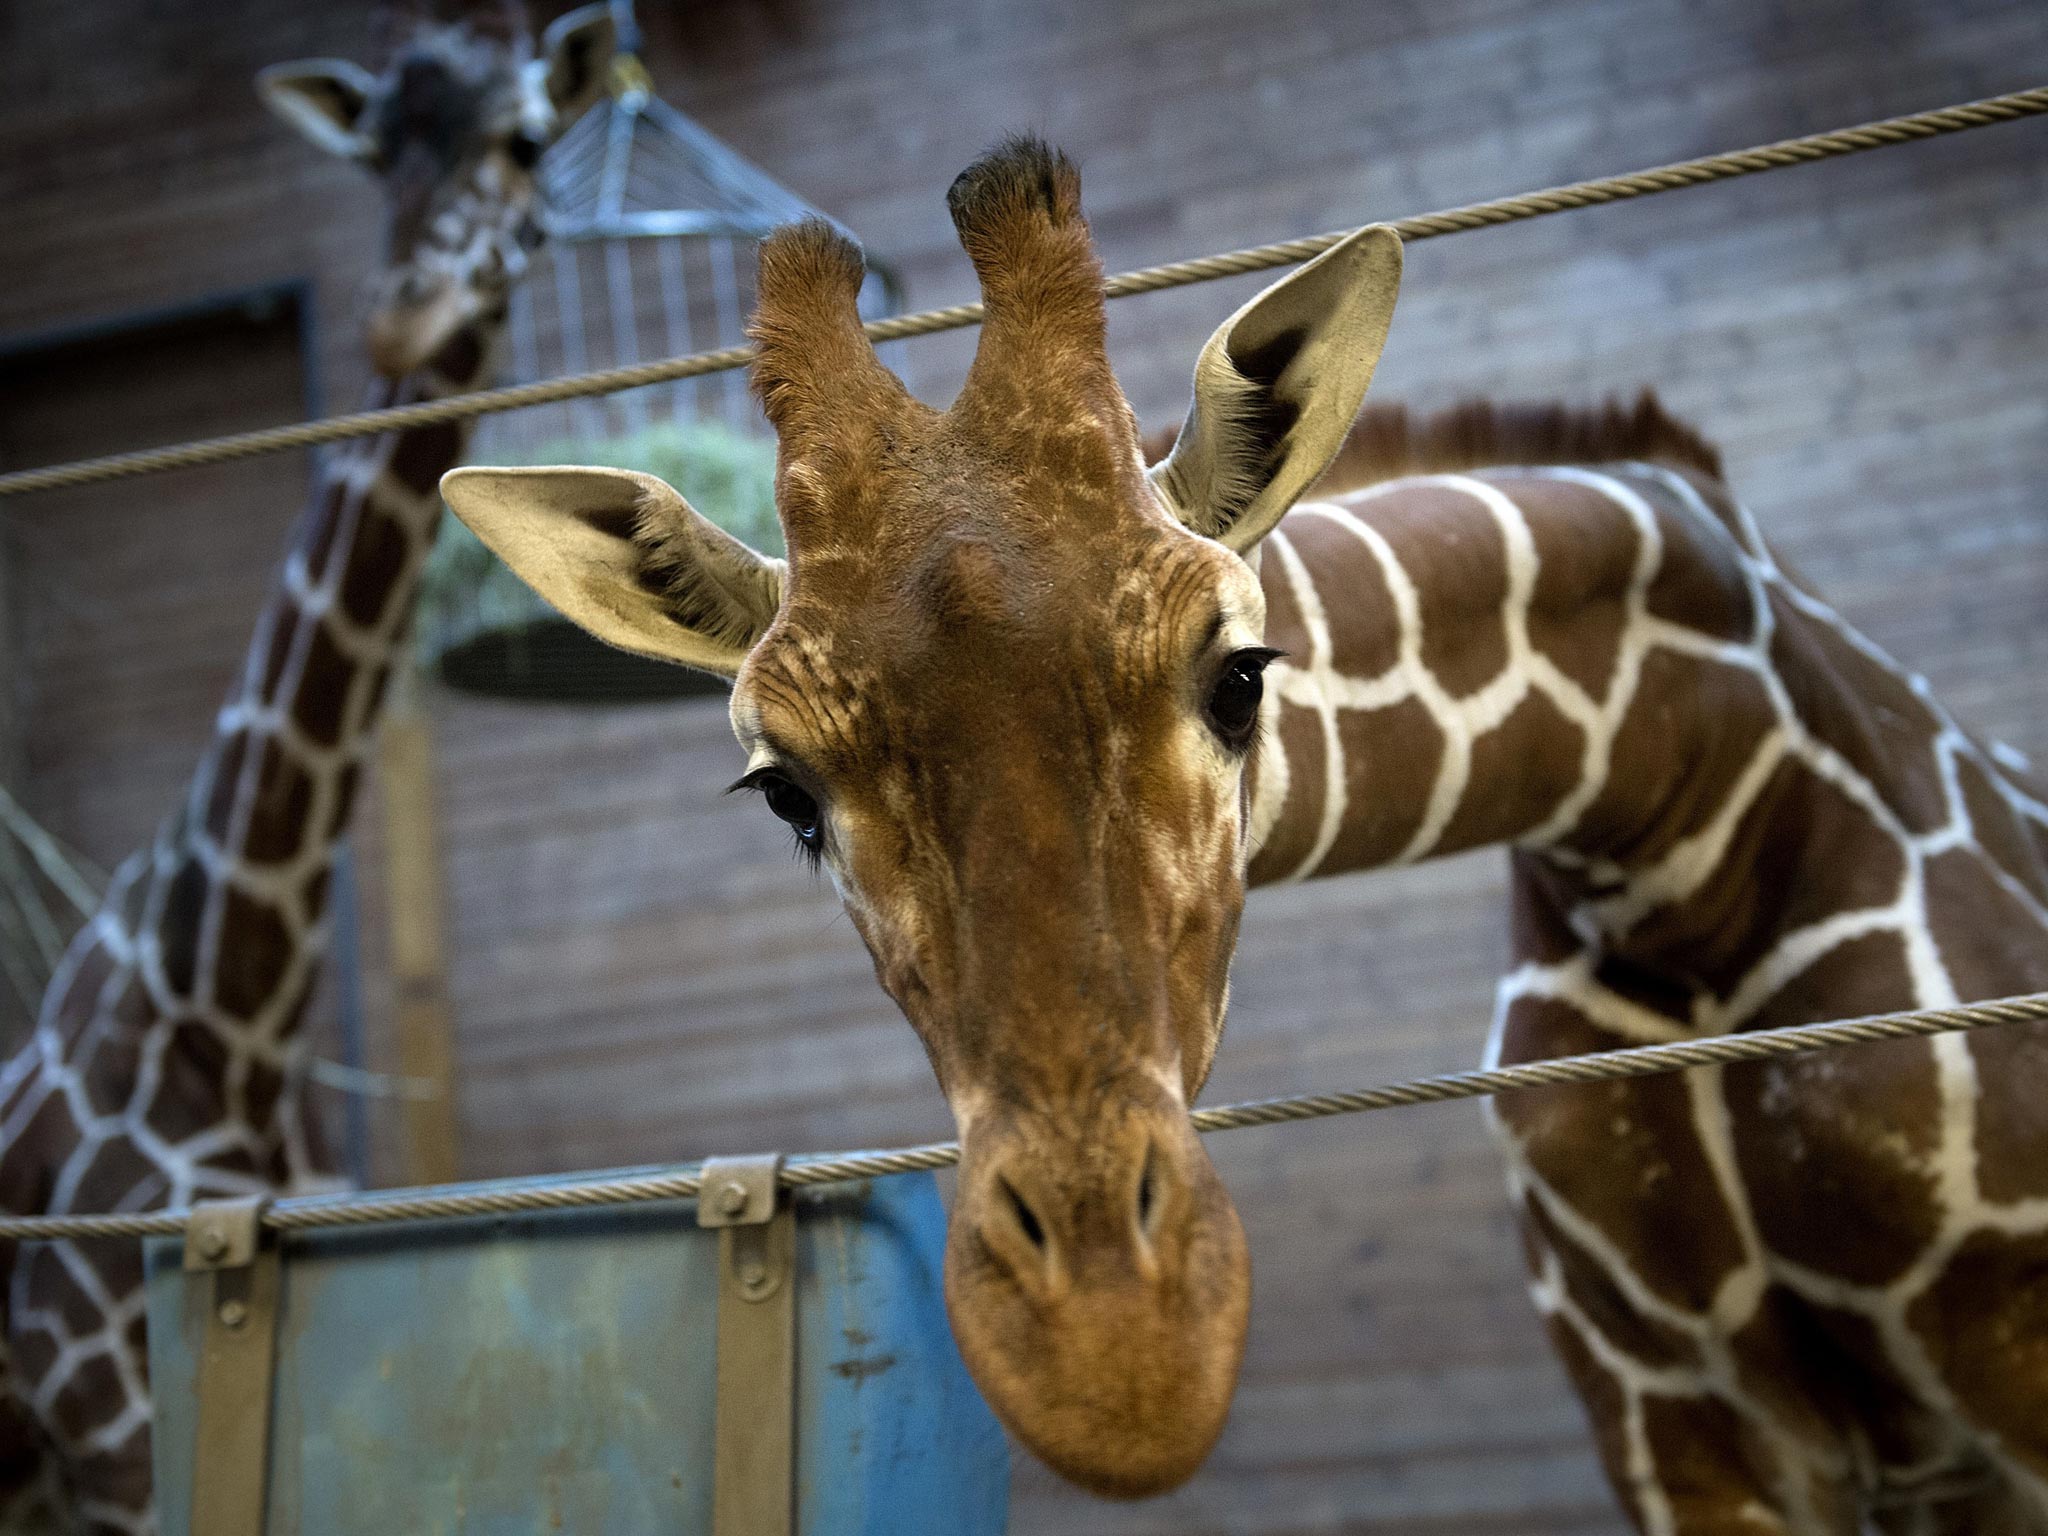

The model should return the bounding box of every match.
[536,3,617,125]
[439,465,784,679]
[1150,224,1403,555]
[257,59,378,161]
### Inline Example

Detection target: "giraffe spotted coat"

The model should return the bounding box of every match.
[1249,409,2048,1533]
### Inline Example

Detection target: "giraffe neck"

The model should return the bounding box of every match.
[157,321,497,1045]
[16,315,504,1184]
[1246,461,2045,1013]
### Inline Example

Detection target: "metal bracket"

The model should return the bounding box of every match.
[697,1154,795,1536]
[185,1196,280,1536]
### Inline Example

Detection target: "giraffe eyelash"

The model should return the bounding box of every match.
[728,766,828,872]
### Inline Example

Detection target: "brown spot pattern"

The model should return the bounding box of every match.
[48,1352,121,1444]
[339,504,411,628]
[1919,847,2048,1203]
[64,1137,159,1219]
[0,1094,72,1215]
[290,621,354,747]
[156,855,208,998]
[1638,1392,1779,1523]
[241,739,315,865]
[1496,995,1747,1310]
[1632,755,1905,999]
[1957,754,2048,908]
[72,1422,152,1528]
[1525,1194,1703,1369]
[1724,932,1939,1285]
[1544,1315,1647,1531]
[211,888,293,1020]
[1643,493,1754,642]
[1513,475,1638,700]
[243,1060,284,1129]
[149,1021,230,1143]
[201,731,250,843]
[257,609,298,703]
[78,1024,141,1118]
[1908,1228,2048,1464]
[327,762,363,841]
[1323,695,1443,871]
[1924,847,2048,1002]
[1732,1291,1941,1470]
[1374,483,1510,697]
[300,865,333,921]
[10,1325,55,1387]
[1572,647,1776,874]
[301,473,350,583]
[1771,594,1949,835]
[1277,509,1399,677]
[1440,688,1586,853]
[389,421,465,494]
[1969,1017,2048,1204]
[33,1247,101,1340]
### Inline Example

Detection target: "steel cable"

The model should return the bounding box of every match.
[0,85,2042,498]
[3,989,2042,1241]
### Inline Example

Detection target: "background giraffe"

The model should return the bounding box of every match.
[0,6,614,1531]
[446,141,2048,1527]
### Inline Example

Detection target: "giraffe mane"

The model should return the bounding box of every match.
[1143,391,1725,490]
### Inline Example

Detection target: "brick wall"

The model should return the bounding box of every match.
[4,0,2045,1529]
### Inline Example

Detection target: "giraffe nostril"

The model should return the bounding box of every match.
[1136,1144,1159,1236]
[1000,1176,1047,1253]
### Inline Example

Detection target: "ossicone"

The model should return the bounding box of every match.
[748,218,903,440]
[946,137,1113,413]
[946,135,1086,252]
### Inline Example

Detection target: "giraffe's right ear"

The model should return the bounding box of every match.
[256,60,379,162]
[439,466,785,679]
[1150,224,1402,555]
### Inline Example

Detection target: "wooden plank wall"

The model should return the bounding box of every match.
[5,0,2048,1531]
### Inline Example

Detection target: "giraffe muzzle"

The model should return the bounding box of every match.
[943,1103,1251,1498]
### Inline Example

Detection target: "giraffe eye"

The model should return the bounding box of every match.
[761,775,821,839]
[730,767,824,860]
[506,132,543,169]
[1205,648,1281,749]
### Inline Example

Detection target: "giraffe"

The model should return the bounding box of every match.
[443,139,2048,1528]
[0,7,615,1532]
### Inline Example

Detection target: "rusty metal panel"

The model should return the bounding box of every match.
[145,1170,1007,1535]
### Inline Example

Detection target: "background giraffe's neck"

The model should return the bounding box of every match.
[1245,462,2047,1009]
[48,317,501,1138]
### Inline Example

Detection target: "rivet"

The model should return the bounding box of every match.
[738,1261,766,1290]
[218,1299,248,1330]
[715,1181,749,1217]
[197,1228,228,1261]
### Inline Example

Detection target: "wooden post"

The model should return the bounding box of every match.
[376,669,460,1185]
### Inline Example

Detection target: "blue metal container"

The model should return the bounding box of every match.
[145,1169,1009,1535]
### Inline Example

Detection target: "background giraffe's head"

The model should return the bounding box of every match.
[258,1,615,377]
[443,139,1400,1496]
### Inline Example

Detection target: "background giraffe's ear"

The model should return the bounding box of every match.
[1149,224,1403,554]
[256,60,379,162]
[537,3,617,125]
[439,466,784,679]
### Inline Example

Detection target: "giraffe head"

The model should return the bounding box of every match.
[258,2,615,377]
[442,139,1401,1495]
